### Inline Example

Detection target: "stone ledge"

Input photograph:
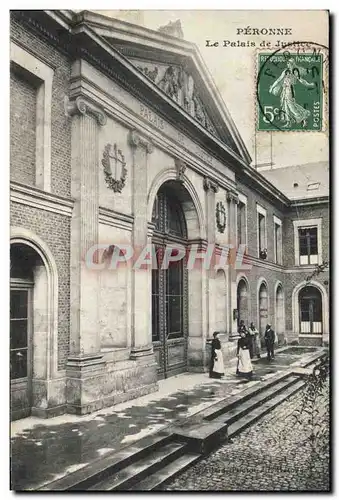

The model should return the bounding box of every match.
[31,404,67,419]
[66,382,159,416]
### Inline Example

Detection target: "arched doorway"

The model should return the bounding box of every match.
[299,286,323,334]
[151,182,188,379]
[237,278,249,326]
[10,242,51,420]
[275,284,284,344]
[215,269,227,332]
[258,281,269,339]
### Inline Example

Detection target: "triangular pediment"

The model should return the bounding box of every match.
[128,57,221,140]
[77,11,251,164]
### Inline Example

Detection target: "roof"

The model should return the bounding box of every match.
[260,162,329,200]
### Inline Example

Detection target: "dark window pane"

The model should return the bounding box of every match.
[152,294,159,341]
[312,299,322,322]
[167,202,182,236]
[309,234,318,254]
[152,269,160,341]
[301,309,310,322]
[10,348,27,379]
[166,296,182,337]
[299,229,308,256]
[167,263,182,296]
[10,290,28,319]
[10,319,27,349]
[258,213,265,252]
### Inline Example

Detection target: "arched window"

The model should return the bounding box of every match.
[299,286,322,334]
[237,278,249,325]
[276,284,284,339]
[259,282,269,336]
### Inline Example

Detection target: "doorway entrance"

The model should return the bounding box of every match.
[237,278,249,326]
[10,243,37,420]
[259,281,269,340]
[151,183,188,379]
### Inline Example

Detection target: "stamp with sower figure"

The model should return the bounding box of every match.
[257,43,327,132]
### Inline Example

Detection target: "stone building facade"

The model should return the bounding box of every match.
[10,10,329,420]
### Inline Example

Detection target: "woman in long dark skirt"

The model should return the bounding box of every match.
[210,332,224,379]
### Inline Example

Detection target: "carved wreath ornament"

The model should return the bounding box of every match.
[216,201,226,233]
[101,143,127,193]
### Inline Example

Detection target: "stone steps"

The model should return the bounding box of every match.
[227,379,305,438]
[38,352,326,492]
[128,452,201,491]
[38,432,173,491]
[88,441,187,491]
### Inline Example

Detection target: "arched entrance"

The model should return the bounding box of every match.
[10,228,58,421]
[10,242,51,420]
[215,269,227,332]
[299,286,323,334]
[258,281,269,339]
[237,278,249,326]
[275,284,284,344]
[151,182,188,379]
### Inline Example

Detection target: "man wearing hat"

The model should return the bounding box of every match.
[264,323,275,361]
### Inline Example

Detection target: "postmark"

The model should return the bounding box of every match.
[256,42,328,132]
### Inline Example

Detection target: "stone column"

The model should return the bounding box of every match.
[227,190,239,337]
[65,96,107,414]
[129,130,155,361]
[203,177,219,338]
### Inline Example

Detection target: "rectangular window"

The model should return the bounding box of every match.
[298,227,318,265]
[237,201,246,247]
[274,217,282,265]
[258,213,266,257]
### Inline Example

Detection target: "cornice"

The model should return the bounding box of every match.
[98,206,134,232]
[288,196,329,207]
[10,182,74,217]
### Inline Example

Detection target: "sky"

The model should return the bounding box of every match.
[93,10,329,169]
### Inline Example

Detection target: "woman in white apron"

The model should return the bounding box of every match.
[210,332,224,379]
[236,331,253,379]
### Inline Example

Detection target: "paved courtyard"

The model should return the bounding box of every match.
[164,371,330,492]
[11,346,324,490]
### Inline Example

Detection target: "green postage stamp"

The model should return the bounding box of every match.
[257,52,323,131]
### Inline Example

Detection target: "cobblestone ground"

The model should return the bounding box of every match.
[164,381,330,492]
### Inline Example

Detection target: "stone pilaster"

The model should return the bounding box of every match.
[129,130,155,360]
[203,177,219,338]
[227,190,239,337]
[65,96,107,414]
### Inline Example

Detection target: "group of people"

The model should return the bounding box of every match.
[209,322,276,380]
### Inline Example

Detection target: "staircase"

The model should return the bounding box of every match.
[39,350,327,491]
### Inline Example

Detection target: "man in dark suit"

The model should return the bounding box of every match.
[264,324,275,361]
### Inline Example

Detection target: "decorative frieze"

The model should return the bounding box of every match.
[64,96,107,126]
[134,60,219,139]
